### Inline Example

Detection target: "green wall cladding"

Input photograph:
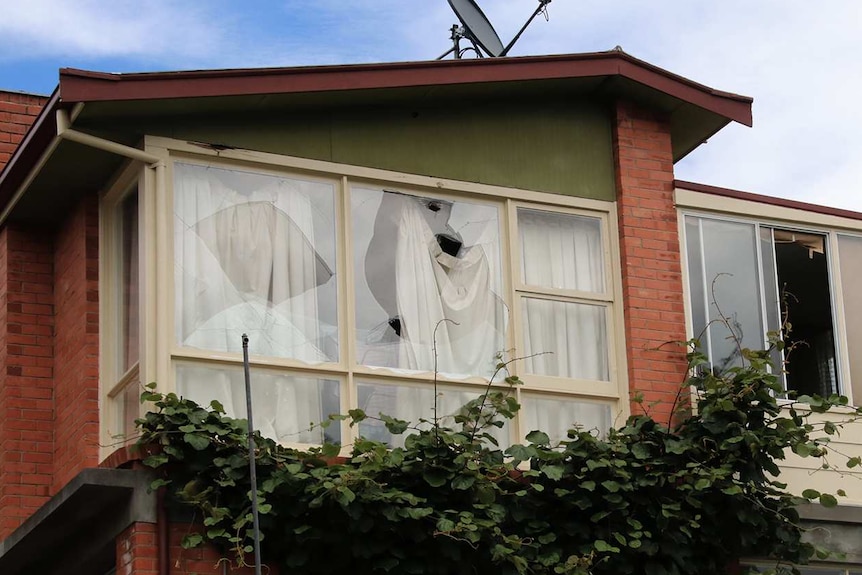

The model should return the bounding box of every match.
[148,99,615,201]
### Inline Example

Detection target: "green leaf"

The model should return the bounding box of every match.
[423,469,449,488]
[183,433,211,451]
[631,443,650,459]
[801,489,821,500]
[320,443,340,458]
[594,540,620,553]
[181,533,203,549]
[819,493,838,508]
[526,430,550,446]
[347,409,367,424]
[541,465,564,481]
[336,486,356,506]
[451,475,476,490]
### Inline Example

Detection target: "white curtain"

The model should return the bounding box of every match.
[358,382,508,448]
[521,395,612,443]
[178,365,336,444]
[394,199,506,378]
[518,210,608,381]
[173,164,333,441]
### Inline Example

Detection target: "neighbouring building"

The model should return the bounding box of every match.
[0,52,859,574]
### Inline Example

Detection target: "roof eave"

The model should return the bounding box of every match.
[58,51,753,127]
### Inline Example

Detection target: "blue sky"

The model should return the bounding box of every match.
[2,1,861,210]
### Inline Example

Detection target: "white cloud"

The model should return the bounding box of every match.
[0,0,224,63]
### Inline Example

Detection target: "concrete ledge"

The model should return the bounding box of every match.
[0,468,155,575]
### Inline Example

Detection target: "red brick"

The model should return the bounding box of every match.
[613,100,688,423]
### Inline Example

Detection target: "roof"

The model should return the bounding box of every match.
[0,50,754,224]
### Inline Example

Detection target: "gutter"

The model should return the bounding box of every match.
[52,107,170,574]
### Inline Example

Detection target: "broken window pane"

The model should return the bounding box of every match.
[174,163,338,362]
[352,187,507,379]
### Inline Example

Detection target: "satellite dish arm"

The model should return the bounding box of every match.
[500,0,551,57]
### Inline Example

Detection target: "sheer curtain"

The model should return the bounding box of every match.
[518,209,608,381]
[173,164,337,441]
[395,198,505,377]
[353,190,506,379]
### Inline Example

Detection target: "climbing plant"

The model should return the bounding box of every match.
[137,337,860,575]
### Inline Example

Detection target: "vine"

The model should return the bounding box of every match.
[137,337,861,575]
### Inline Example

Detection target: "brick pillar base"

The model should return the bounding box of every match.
[168,522,279,574]
[612,100,689,424]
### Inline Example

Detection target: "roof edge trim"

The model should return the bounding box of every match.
[675,179,862,222]
[58,51,753,127]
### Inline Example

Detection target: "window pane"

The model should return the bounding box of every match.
[521,394,613,443]
[839,235,862,403]
[120,189,139,373]
[357,381,509,448]
[518,208,605,292]
[176,363,340,445]
[521,298,609,381]
[174,163,338,362]
[352,187,507,379]
[697,217,764,371]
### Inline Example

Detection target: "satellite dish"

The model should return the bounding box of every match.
[448,0,505,57]
[438,0,552,59]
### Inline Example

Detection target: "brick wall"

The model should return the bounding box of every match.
[0,193,99,539]
[0,90,47,173]
[0,225,55,539]
[612,99,689,423]
[52,195,100,493]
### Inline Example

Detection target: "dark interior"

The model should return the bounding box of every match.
[774,230,838,397]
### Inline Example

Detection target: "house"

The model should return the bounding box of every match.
[0,51,859,574]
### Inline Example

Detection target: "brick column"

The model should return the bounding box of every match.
[612,100,688,423]
[116,522,159,575]
[0,225,55,539]
[52,194,100,493]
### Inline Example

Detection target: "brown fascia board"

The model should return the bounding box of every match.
[675,180,862,222]
[58,51,753,127]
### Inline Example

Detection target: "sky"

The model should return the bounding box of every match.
[1,0,861,210]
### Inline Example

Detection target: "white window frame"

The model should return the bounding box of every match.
[677,187,862,405]
[99,135,631,450]
[99,161,147,453]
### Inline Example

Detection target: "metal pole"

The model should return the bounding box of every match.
[242,334,263,575]
[500,0,552,57]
